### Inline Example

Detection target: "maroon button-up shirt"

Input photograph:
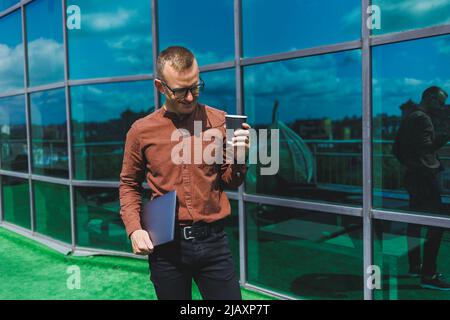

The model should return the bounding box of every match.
[119,103,247,237]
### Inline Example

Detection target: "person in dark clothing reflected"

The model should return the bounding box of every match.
[393,86,450,290]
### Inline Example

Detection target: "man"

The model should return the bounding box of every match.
[393,86,450,290]
[119,46,250,299]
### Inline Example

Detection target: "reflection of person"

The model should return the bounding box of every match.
[393,86,450,290]
[119,46,250,300]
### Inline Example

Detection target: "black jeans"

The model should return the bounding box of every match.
[404,169,445,276]
[148,226,242,300]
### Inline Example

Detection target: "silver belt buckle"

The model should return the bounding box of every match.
[183,226,195,240]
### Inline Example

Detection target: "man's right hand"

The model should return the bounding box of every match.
[130,229,154,255]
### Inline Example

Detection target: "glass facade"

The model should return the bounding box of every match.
[66,0,153,79]
[1,175,30,229]
[30,88,68,178]
[1,0,450,300]
[70,81,154,180]
[0,95,27,172]
[26,0,64,87]
[33,180,71,243]
[247,202,363,299]
[244,50,362,206]
[158,0,234,65]
[0,9,23,94]
[374,221,450,300]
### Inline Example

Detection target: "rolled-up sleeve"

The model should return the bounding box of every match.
[119,124,145,237]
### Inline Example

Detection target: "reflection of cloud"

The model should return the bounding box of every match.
[378,0,450,15]
[0,43,24,92]
[195,50,233,64]
[71,83,153,123]
[438,38,450,55]
[375,0,450,31]
[84,8,138,31]
[404,78,424,86]
[244,51,362,124]
[28,38,64,84]
[106,35,152,67]
[0,38,65,91]
[373,77,450,116]
[342,7,360,27]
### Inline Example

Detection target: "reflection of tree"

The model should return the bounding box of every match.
[72,107,152,142]
[0,123,28,171]
[72,107,154,180]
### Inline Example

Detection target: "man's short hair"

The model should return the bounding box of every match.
[421,86,448,103]
[156,46,195,80]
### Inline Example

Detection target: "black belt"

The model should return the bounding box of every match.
[179,220,224,240]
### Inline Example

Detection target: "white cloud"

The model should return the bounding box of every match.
[27,38,64,84]
[404,78,423,86]
[84,8,138,32]
[106,34,152,67]
[0,43,24,92]
[0,38,65,92]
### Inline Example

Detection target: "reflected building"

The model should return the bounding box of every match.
[1,0,450,300]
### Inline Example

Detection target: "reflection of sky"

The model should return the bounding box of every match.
[0,95,25,126]
[0,10,24,93]
[30,88,67,126]
[26,0,64,86]
[244,50,362,126]
[70,80,154,123]
[372,0,450,35]
[243,0,360,57]
[373,34,450,117]
[158,0,234,66]
[67,0,153,79]
[200,68,236,115]
[0,0,18,12]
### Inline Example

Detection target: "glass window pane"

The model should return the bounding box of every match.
[30,88,68,178]
[373,35,450,218]
[66,0,153,79]
[158,0,234,65]
[26,0,64,87]
[0,0,19,12]
[246,202,363,299]
[243,0,360,58]
[0,10,24,94]
[244,50,362,206]
[374,220,450,299]
[200,68,236,115]
[0,95,28,172]
[34,180,71,243]
[1,175,30,229]
[372,0,450,36]
[71,81,154,181]
[75,187,130,252]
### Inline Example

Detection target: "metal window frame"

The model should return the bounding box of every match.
[1,0,450,301]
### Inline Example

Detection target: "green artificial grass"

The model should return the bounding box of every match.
[0,227,274,300]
